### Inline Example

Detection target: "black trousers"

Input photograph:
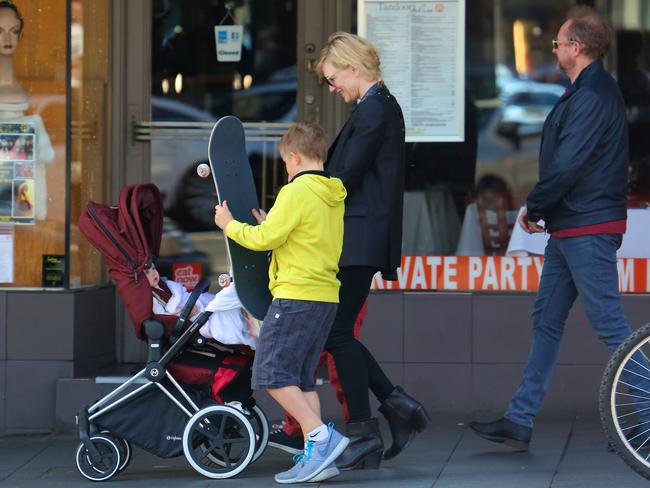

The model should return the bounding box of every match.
[324,266,395,422]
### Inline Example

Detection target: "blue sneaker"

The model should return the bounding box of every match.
[274,453,307,484]
[274,455,340,484]
[293,424,349,483]
[308,463,340,482]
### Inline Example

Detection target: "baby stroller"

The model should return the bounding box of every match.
[74,183,268,481]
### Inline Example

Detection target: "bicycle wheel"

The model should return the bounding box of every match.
[600,322,650,480]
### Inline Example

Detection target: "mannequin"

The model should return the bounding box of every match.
[0,1,54,221]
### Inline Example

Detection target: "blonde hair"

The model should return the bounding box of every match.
[279,123,328,162]
[316,32,382,83]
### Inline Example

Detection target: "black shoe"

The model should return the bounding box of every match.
[268,427,303,455]
[335,418,384,470]
[469,417,532,451]
[378,386,430,460]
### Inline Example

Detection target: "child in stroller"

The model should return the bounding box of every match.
[74,183,269,481]
[144,260,259,349]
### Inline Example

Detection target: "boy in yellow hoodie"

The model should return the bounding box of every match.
[214,123,349,484]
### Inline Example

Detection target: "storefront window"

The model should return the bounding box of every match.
[402,1,572,258]
[149,0,296,284]
[69,0,111,287]
[0,0,110,289]
[0,0,67,288]
[376,1,650,293]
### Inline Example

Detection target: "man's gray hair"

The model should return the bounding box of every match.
[565,6,611,60]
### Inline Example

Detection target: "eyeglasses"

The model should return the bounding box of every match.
[552,39,579,49]
[324,68,344,87]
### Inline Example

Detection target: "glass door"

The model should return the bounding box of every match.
[146,0,297,285]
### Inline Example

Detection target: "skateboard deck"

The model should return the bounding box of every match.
[207,116,272,321]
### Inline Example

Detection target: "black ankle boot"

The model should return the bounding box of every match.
[335,418,384,470]
[378,386,430,460]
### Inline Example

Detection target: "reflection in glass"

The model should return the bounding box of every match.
[618,29,650,204]
[69,0,111,287]
[150,0,296,279]
[0,0,65,287]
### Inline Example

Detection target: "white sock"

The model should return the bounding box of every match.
[306,424,329,442]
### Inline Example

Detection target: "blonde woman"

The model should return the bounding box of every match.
[317,33,428,469]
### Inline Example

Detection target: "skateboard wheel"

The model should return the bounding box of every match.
[218,274,232,288]
[196,163,211,178]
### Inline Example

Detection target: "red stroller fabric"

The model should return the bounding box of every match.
[78,183,167,339]
[79,183,253,401]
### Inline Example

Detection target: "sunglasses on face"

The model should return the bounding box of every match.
[325,68,345,87]
[552,39,579,49]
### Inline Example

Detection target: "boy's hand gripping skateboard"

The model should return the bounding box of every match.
[197,116,273,321]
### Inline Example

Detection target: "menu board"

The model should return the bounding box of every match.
[358,0,465,142]
[0,123,36,225]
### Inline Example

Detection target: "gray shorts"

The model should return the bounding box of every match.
[251,298,337,392]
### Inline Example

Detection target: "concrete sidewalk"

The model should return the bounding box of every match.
[0,412,648,487]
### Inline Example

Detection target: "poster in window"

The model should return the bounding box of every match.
[0,123,36,225]
[0,226,13,283]
[358,0,466,142]
[42,254,64,287]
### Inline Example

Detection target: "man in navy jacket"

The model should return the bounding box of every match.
[470,6,636,450]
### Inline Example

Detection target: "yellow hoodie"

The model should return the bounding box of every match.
[225,172,346,303]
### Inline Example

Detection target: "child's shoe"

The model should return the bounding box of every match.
[274,453,307,484]
[268,427,303,455]
[294,424,349,483]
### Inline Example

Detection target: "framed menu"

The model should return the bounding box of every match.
[358,0,465,142]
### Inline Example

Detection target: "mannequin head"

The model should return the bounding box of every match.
[0,1,23,58]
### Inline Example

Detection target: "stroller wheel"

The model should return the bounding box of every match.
[75,434,121,482]
[115,438,132,472]
[211,402,268,465]
[245,404,269,463]
[183,404,255,479]
[100,430,132,472]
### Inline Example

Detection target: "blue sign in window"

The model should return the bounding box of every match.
[217,30,228,43]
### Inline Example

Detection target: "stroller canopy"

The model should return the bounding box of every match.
[79,184,164,339]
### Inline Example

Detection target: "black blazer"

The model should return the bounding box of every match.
[326,85,405,278]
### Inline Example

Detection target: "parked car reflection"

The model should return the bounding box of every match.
[475,81,565,207]
[500,82,565,128]
[151,73,296,231]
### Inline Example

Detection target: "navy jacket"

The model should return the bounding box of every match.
[326,85,405,278]
[527,60,629,231]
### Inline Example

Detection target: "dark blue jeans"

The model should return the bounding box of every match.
[505,234,632,428]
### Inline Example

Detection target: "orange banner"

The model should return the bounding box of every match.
[371,256,650,293]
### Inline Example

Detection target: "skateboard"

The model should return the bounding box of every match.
[204,116,272,321]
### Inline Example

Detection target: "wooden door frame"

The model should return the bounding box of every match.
[297,0,354,142]
[110,0,152,362]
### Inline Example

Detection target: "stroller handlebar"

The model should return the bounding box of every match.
[170,278,211,344]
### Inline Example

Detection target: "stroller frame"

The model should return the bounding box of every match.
[75,280,268,481]
[76,185,269,481]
